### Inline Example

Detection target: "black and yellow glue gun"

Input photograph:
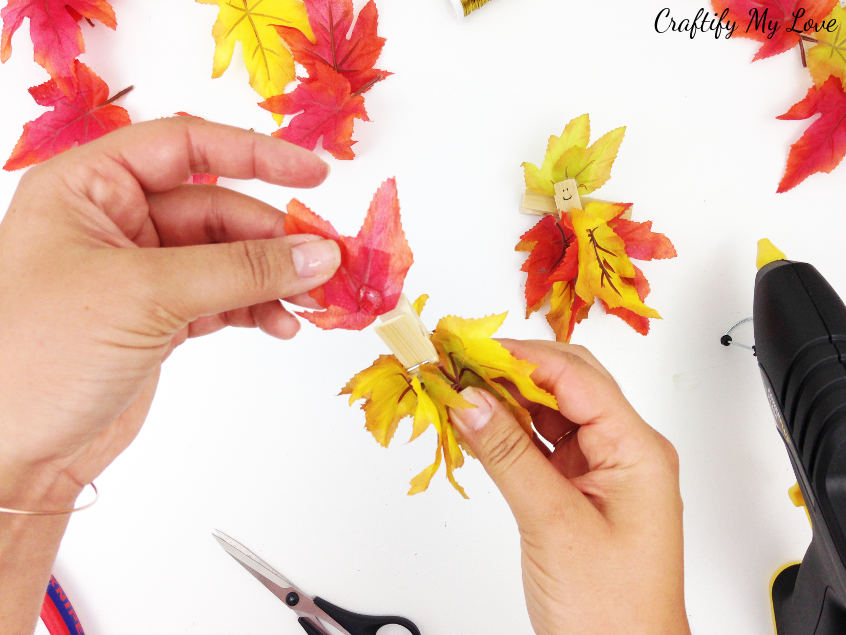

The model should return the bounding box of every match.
[753,239,846,633]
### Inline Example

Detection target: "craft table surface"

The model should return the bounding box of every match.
[0,0,837,633]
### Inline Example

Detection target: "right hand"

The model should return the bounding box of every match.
[450,340,689,634]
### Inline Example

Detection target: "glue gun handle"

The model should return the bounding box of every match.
[773,535,846,634]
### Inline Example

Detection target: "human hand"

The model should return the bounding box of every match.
[0,117,340,509]
[450,340,688,634]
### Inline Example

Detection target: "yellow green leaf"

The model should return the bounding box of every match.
[441,419,467,498]
[567,125,626,193]
[432,313,558,412]
[807,5,846,88]
[412,293,429,315]
[571,202,660,318]
[522,114,625,196]
[196,0,313,121]
[546,280,590,344]
[340,355,416,447]
[408,443,442,495]
[344,301,557,497]
[409,375,438,441]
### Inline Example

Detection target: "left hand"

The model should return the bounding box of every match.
[0,117,338,508]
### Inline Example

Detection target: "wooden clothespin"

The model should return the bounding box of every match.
[374,295,439,372]
[521,179,634,219]
[521,178,582,217]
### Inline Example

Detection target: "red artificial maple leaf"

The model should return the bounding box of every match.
[261,64,368,160]
[284,177,412,330]
[777,75,846,192]
[1,0,116,94]
[516,214,577,315]
[712,0,836,60]
[265,0,390,160]
[4,59,130,171]
[609,217,678,260]
[275,0,390,95]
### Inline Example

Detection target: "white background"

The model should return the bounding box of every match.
[1,0,840,633]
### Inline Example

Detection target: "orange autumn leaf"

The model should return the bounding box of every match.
[261,64,368,160]
[265,0,390,159]
[284,178,412,329]
[712,0,836,60]
[274,0,390,95]
[777,75,846,192]
[4,60,130,171]
[342,296,556,497]
[517,214,577,316]
[1,0,116,95]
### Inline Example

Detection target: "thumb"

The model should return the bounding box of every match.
[451,387,583,527]
[133,234,340,322]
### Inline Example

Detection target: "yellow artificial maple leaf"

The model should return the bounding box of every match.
[196,0,313,120]
[571,201,660,319]
[523,113,625,197]
[807,4,846,88]
[432,313,557,432]
[342,296,557,497]
[546,280,591,344]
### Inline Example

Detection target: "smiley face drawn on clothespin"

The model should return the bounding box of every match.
[553,179,582,214]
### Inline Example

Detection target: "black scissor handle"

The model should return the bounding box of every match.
[312,596,421,635]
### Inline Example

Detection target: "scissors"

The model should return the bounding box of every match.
[213,530,421,635]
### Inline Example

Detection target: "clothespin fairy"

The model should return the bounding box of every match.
[374,294,438,373]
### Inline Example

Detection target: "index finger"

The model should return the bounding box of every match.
[70,117,329,192]
[501,339,662,473]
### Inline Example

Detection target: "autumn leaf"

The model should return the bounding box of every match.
[517,214,577,316]
[806,4,846,87]
[523,114,625,198]
[712,0,836,60]
[264,0,390,159]
[609,216,677,261]
[176,112,219,184]
[546,281,588,343]
[285,177,412,329]
[4,60,131,171]
[571,201,659,318]
[261,64,367,159]
[342,296,557,497]
[432,312,558,432]
[196,0,313,120]
[274,0,390,95]
[1,0,116,95]
[516,201,675,341]
[777,75,846,192]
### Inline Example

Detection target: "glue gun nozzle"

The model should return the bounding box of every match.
[757,238,786,270]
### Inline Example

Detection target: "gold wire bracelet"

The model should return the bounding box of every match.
[0,482,98,516]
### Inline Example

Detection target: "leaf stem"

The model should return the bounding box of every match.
[101,86,134,107]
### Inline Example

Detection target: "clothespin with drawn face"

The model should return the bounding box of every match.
[521,178,583,217]
[374,295,439,373]
[520,177,632,220]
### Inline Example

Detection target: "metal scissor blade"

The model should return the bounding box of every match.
[212,530,299,602]
[212,530,348,635]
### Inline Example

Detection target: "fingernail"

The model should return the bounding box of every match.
[291,239,340,277]
[451,387,493,432]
